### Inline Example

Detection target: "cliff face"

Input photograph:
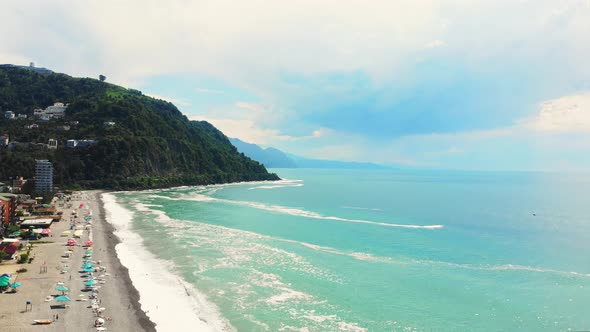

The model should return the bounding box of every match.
[0,66,279,190]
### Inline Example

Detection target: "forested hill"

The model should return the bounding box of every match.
[0,65,279,190]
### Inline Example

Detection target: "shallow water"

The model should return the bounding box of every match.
[107,169,590,331]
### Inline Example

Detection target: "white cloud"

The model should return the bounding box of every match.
[189,115,304,144]
[235,101,265,113]
[145,93,190,107]
[519,93,590,133]
[424,39,446,49]
[195,87,224,94]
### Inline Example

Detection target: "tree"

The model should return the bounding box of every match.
[99,75,106,82]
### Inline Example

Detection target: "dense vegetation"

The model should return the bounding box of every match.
[0,66,279,190]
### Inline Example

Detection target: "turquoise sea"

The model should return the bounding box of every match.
[109,169,590,331]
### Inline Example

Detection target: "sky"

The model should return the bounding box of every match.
[2,0,590,171]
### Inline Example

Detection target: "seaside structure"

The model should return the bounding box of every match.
[4,111,15,119]
[35,160,53,192]
[0,134,8,146]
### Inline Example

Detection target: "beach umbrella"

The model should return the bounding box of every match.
[85,280,97,286]
[55,295,71,302]
[0,276,11,287]
[55,285,69,292]
[84,268,94,273]
[10,282,22,288]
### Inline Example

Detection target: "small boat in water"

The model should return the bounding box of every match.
[34,319,53,325]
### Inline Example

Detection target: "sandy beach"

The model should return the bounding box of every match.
[0,191,156,332]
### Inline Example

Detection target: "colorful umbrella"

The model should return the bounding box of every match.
[10,281,22,288]
[84,280,97,286]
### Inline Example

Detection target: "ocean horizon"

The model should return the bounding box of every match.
[103,168,590,332]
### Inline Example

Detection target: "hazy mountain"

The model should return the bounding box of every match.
[230,138,389,169]
[229,138,297,168]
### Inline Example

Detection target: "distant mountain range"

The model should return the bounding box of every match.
[230,138,389,169]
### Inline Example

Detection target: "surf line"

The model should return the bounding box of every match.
[175,193,443,229]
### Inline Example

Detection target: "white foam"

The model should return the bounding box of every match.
[342,206,383,212]
[248,179,304,190]
[175,192,443,229]
[101,193,234,332]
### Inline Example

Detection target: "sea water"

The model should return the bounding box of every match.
[103,169,590,332]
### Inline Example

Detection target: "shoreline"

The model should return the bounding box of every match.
[101,192,232,332]
[91,191,157,332]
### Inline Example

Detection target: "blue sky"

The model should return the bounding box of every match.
[2,0,590,171]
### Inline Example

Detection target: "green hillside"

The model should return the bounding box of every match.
[0,65,279,190]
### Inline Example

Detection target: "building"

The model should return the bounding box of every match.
[0,193,17,225]
[103,121,116,126]
[48,139,58,149]
[33,102,67,119]
[35,160,53,193]
[66,139,98,148]
[11,177,27,193]
[0,134,8,146]
[0,199,9,224]
[4,111,15,119]
[17,114,27,119]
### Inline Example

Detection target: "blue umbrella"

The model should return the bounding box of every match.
[55,295,71,302]
[84,280,97,286]
[10,282,22,288]
[81,264,94,269]
[55,285,69,292]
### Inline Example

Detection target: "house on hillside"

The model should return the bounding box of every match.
[0,134,8,147]
[66,139,98,148]
[4,111,15,119]
[33,102,67,119]
[48,139,58,150]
